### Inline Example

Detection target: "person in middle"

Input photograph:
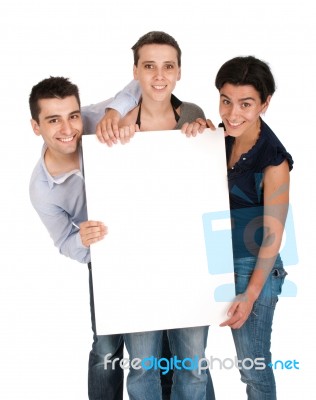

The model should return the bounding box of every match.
[117,31,215,400]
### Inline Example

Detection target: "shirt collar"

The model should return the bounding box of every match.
[40,143,83,189]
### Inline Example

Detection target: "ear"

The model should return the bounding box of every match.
[177,67,181,81]
[31,119,41,136]
[262,95,272,113]
[133,64,138,80]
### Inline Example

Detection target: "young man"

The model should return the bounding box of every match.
[29,77,139,400]
[107,31,216,400]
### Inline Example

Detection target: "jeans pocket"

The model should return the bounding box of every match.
[271,266,287,297]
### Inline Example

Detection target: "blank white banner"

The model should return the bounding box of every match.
[82,128,235,334]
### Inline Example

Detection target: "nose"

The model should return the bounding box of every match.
[60,119,73,134]
[154,67,165,79]
[228,104,239,120]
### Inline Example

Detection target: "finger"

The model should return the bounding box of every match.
[181,122,189,133]
[189,123,198,137]
[185,123,196,137]
[96,123,106,143]
[195,118,207,126]
[206,119,216,130]
[80,220,105,228]
[105,120,118,144]
[80,225,108,246]
[110,120,120,139]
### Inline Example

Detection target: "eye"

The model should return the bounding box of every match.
[48,118,59,124]
[241,102,251,108]
[70,114,80,120]
[222,99,230,105]
[144,64,154,69]
[165,64,174,69]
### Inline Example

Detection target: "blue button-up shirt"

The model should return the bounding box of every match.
[29,80,140,263]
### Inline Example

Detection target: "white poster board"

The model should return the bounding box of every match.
[82,128,235,334]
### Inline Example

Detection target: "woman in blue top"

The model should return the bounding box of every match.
[185,55,293,399]
[217,56,293,399]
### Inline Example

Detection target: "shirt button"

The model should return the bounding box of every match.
[242,157,246,160]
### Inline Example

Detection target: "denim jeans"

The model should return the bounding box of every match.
[88,265,124,400]
[161,330,215,400]
[124,326,210,400]
[232,256,287,400]
[168,326,210,400]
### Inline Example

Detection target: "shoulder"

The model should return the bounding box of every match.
[181,101,205,114]
[259,121,294,171]
[178,102,205,122]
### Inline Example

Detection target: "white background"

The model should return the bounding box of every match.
[0,0,314,398]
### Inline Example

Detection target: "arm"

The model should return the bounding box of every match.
[30,199,91,264]
[30,187,106,264]
[95,80,141,145]
[32,204,107,264]
[220,160,290,329]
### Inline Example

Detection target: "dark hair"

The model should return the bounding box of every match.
[215,56,276,103]
[131,31,182,67]
[29,76,80,123]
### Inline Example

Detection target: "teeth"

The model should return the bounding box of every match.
[60,136,74,142]
[229,122,243,127]
[153,85,166,90]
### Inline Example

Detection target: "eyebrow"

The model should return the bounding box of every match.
[220,93,256,102]
[141,60,177,65]
[44,110,81,120]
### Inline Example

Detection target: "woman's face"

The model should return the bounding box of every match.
[133,44,181,103]
[219,83,270,139]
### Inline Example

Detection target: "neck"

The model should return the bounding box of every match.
[44,147,80,176]
[234,119,261,147]
[140,96,173,118]
[138,95,178,131]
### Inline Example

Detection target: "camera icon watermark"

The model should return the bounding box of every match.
[202,204,298,300]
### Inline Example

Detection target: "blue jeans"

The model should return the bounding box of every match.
[232,256,287,400]
[124,326,210,400]
[161,330,215,400]
[168,326,210,400]
[88,265,124,400]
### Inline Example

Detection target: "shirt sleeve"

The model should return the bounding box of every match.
[81,79,141,134]
[106,79,141,116]
[29,185,91,264]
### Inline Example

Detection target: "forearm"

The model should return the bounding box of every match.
[246,221,286,299]
[32,205,90,264]
[106,79,141,116]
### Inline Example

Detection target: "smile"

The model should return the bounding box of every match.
[152,85,167,90]
[227,121,243,127]
[59,136,75,142]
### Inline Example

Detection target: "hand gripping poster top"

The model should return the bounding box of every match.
[82,128,235,335]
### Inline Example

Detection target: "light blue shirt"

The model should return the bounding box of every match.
[29,80,140,263]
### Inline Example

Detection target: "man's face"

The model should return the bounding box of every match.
[31,95,83,158]
[133,44,181,102]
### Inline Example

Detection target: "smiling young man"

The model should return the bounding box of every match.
[28,76,140,400]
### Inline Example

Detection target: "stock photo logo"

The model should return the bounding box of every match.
[202,204,298,301]
[104,354,300,374]
[267,359,300,370]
